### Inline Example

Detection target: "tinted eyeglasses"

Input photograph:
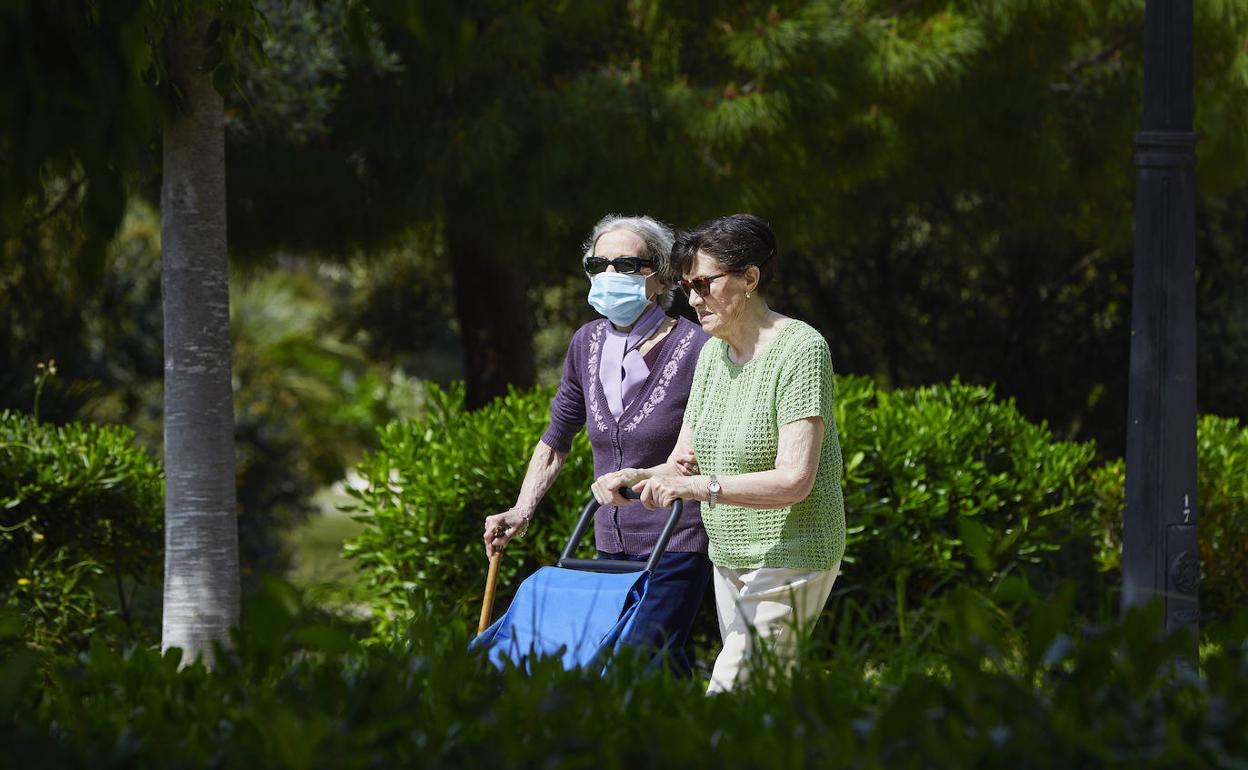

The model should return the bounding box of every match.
[678,271,742,297]
[584,256,655,275]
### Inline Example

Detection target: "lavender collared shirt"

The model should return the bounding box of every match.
[541,315,711,556]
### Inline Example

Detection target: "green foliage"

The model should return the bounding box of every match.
[10,0,1248,462]
[1090,415,1248,627]
[0,412,163,653]
[230,264,427,582]
[4,578,1247,769]
[347,378,1111,645]
[1198,188,1248,427]
[833,376,1107,643]
[226,0,399,146]
[0,0,265,261]
[1195,416,1248,621]
[283,503,370,611]
[329,231,462,382]
[304,0,1248,433]
[344,383,596,635]
[708,0,1248,454]
[7,197,424,599]
[0,0,159,261]
[1,199,166,427]
[346,374,1248,652]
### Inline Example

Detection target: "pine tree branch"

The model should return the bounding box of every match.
[1050,29,1132,93]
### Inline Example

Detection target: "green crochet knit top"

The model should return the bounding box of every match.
[684,320,845,570]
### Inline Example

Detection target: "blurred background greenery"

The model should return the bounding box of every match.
[2,0,1247,652]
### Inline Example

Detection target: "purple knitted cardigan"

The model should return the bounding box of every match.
[541,316,710,555]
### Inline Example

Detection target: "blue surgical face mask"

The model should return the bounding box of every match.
[587,272,652,327]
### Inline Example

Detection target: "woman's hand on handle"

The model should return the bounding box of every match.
[633,475,695,510]
[483,508,530,559]
[592,468,645,506]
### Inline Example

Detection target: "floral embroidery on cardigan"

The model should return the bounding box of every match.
[586,322,609,432]
[623,328,696,433]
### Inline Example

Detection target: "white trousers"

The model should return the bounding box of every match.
[706,563,839,694]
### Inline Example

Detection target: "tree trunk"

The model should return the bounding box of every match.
[159,15,240,664]
[446,208,536,409]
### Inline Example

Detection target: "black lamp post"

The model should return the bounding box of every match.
[1122,0,1199,639]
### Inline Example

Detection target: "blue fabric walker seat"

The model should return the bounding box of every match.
[472,566,650,671]
[470,492,683,673]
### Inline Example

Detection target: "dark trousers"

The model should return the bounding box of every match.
[597,549,712,676]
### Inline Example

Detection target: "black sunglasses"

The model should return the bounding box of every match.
[678,270,743,297]
[584,256,655,275]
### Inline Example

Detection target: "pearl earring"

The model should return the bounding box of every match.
[745,291,753,299]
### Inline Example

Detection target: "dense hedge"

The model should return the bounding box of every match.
[344,384,598,635]
[347,379,1109,642]
[833,378,1107,642]
[347,380,1248,642]
[4,580,1246,769]
[0,411,163,653]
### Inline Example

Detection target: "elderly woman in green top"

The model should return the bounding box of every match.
[592,213,844,693]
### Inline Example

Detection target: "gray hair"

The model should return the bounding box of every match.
[582,214,677,310]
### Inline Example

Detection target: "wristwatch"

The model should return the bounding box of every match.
[707,474,720,510]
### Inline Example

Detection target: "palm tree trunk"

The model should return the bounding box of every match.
[159,14,240,664]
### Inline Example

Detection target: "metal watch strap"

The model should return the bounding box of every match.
[708,474,719,509]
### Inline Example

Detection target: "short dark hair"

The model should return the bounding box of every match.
[671,214,777,292]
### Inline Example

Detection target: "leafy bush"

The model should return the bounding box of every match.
[4,579,1247,769]
[833,377,1108,643]
[345,383,597,635]
[1090,414,1248,627]
[348,379,1113,646]
[0,411,163,653]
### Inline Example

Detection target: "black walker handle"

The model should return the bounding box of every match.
[557,488,684,575]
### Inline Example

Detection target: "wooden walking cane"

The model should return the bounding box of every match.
[477,550,502,634]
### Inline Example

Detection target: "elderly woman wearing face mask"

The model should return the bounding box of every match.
[593,214,845,694]
[483,214,712,675]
